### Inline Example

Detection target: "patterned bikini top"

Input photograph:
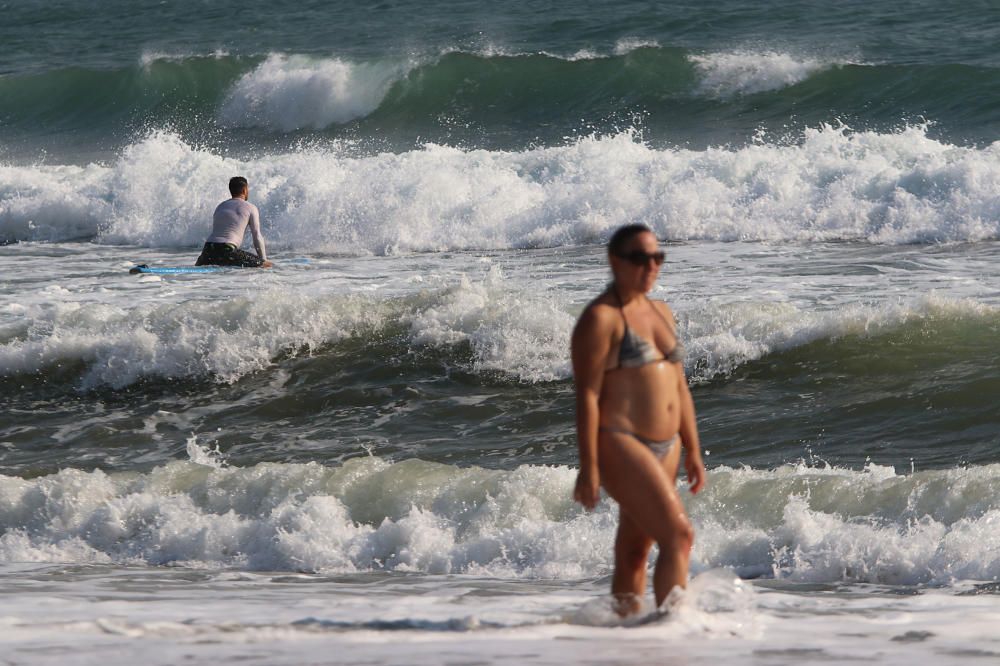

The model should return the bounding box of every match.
[610,289,684,370]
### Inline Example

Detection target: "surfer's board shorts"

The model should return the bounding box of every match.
[195,242,265,268]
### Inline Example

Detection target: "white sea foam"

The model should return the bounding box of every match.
[695,462,1000,584]
[0,458,603,575]
[185,435,227,468]
[613,37,660,56]
[0,161,111,243]
[0,266,577,387]
[683,292,998,383]
[4,457,1000,585]
[404,266,575,382]
[689,50,841,97]
[563,48,603,61]
[3,125,999,249]
[3,568,997,666]
[139,49,230,68]
[218,54,410,131]
[0,286,396,388]
[402,274,998,386]
[0,261,993,388]
[539,38,657,63]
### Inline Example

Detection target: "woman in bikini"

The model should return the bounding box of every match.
[571,223,706,614]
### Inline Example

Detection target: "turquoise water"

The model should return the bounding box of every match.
[3,0,1000,160]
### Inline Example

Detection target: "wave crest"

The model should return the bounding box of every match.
[689,50,844,97]
[218,54,409,131]
[5,456,1000,585]
[4,125,1000,249]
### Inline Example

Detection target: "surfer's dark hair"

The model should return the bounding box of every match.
[229,176,249,196]
[607,224,653,256]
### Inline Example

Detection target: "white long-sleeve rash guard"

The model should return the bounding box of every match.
[207,198,267,261]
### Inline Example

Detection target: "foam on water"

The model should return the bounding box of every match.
[695,462,1000,584]
[139,48,230,68]
[4,452,1000,586]
[0,260,994,389]
[613,37,660,55]
[683,292,998,383]
[0,284,397,389]
[689,50,842,97]
[0,160,112,243]
[0,454,603,575]
[3,125,998,249]
[217,54,411,131]
[542,38,662,60]
[404,266,574,382]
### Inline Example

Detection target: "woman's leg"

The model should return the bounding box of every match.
[611,509,652,614]
[599,432,692,607]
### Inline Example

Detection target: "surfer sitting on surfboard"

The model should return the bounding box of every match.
[195,177,273,268]
[571,224,706,617]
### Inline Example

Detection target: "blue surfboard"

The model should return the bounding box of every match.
[129,264,229,274]
[129,259,309,275]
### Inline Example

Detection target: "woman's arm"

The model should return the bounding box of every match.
[663,303,706,494]
[677,370,706,494]
[571,305,612,509]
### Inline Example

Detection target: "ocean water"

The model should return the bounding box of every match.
[3,1,1000,663]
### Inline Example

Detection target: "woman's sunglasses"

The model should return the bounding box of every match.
[614,250,666,266]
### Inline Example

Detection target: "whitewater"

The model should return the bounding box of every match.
[5,0,1000,663]
[4,127,1000,249]
[4,139,1000,663]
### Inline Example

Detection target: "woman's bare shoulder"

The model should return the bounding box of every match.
[574,293,619,336]
[649,298,678,327]
[578,292,619,322]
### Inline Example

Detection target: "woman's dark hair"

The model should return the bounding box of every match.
[607,224,653,256]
